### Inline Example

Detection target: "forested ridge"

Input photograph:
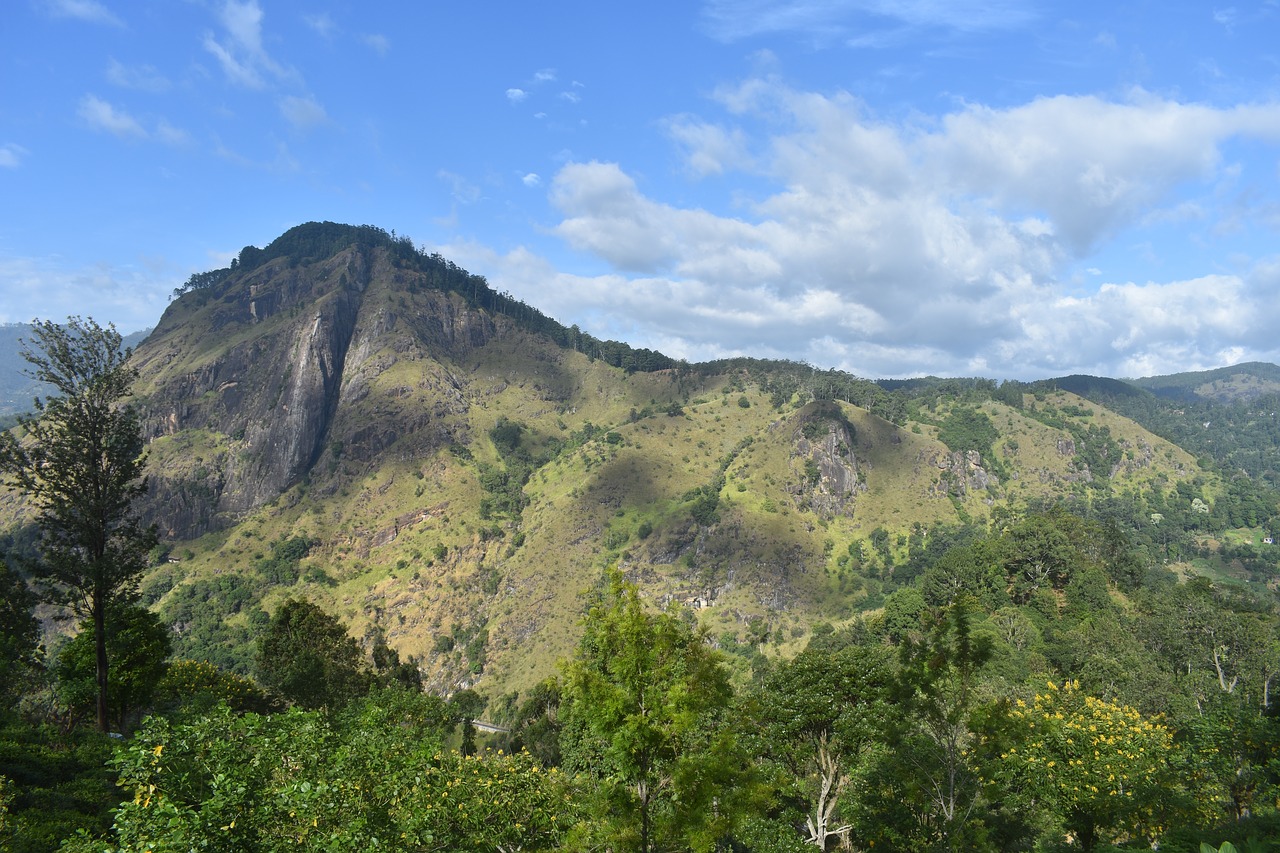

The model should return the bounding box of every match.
[2,231,1280,851]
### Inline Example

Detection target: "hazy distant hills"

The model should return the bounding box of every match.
[3,222,1277,695]
[0,323,151,418]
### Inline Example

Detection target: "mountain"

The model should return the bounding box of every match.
[1128,362,1280,403]
[2,222,1270,698]
[1045,370,1280,489]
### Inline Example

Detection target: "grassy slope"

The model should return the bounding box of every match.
[2,249,1223,701]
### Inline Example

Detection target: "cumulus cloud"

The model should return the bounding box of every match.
[519,79,1280,377]
[506,88,528,103]
[665,117,753,175]
[522,173,541,187]
[920,93,1280,253]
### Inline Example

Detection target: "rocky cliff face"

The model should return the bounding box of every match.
[132,244,503,539]
[791,406,864,516]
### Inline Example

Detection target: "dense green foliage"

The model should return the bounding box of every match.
[1,512,1279,851]
[560,570,750,851]
[0,560,38,706]
[53,603,171,732]
[1053,371,1280,489]
[72,692,577,852]
[255,598,369,710]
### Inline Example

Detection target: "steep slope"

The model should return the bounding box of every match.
[3,222,1237,699]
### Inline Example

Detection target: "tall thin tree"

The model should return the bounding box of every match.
[0,317,154,732]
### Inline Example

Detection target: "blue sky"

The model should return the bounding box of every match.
[3,0,1280,379]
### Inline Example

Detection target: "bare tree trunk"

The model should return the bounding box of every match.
[94,585,109,733]
[804,735,851,849]
[638,777,650,853]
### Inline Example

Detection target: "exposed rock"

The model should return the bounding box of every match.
[131,244,507,539]
[921,449,998,497]
[790,405,864,516]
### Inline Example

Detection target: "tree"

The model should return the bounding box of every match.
[560,569,744,852]
[750,641,893,850]
[994,680,1199,850]
[54,602,171,731]
[255,598,369,709]
[877,597,998,851]
[0,559,39,709]
[0,317,154,732]
[101,691,578,852]
[449,687,487,756]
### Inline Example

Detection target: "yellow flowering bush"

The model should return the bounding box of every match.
[994,680,1178,850]
[157,659,269,713]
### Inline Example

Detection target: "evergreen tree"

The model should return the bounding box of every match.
[255,598,368,709]
[0,317,153,732]
[560,569,745,852]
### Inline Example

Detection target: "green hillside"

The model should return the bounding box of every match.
[4,224,1280,852]
[1,224,1241,698]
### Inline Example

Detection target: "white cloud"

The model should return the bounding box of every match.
[1213,6,1238,31]
[522,173,541,187]
[361,33,391,56]
[519,80,1280,377]
[213,138,300,173]
[0,254,173,331]
[42,0,122,27]
[560,91,581,104]
[279,94,328,130]
[533,68,557,83]
[0,143,28,168]
[203,32,264,88]
[701,0,1037,43]
[665,117,753,176]
[438,170,482,204]
[78,95,146,138]
[920,92,1280,253]
[76,95,188,144]
[155,120,190,146]
[506,88,528,103]
[204,0,295,89]
[106,59,170,92]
